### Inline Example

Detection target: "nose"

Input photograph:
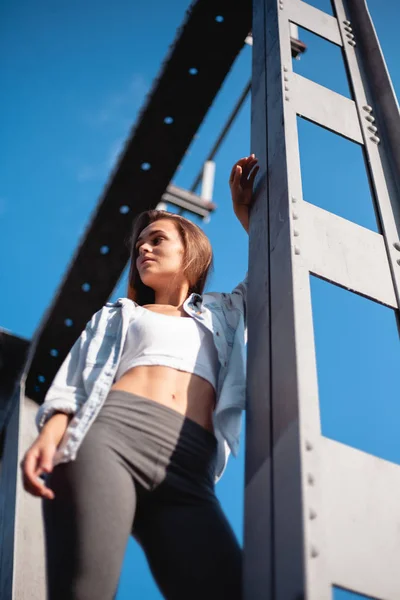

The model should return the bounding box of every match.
[138,243,152,257]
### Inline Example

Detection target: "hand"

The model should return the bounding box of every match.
[20,433,57,500]
[229,154,259,219]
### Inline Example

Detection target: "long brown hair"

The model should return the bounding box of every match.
[127,210,213,305]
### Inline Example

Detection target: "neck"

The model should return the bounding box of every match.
[154,284,190,308]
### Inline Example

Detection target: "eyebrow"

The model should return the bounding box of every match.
[135,229,167,248]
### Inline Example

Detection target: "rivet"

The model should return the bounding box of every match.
[310,546,319,558]
[370,135,380,144]
[343,19,351,25]
[284,85,289,91]
[346,33,355,39]
[291,196,297,203]
[285,95,290,101]
[283,66,288,72]
[294,229,300,237]
[307,474,315,486]
[292,211,299,220]
[309,509,317,520]
[284,75,289,82]
[363,105,373,112]
[279,4,283,8]
[294,246,301,255]
[393,242,400,251]
[397,259,400,266]
[305,440,313,451]
[366,115,375,123]
[367,125,377,133]
[348,40,356,47]
[344,26,352,32]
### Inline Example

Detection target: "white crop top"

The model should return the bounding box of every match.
[115,306,219,390]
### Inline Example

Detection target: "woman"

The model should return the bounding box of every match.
[21,154,259,600]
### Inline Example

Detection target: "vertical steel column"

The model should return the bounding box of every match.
[244,0,273,596]
[247,0,328,598]
[245,0,400,598]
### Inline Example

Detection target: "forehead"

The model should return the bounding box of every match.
[138,219,178,240]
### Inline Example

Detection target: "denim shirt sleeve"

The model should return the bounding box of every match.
[224,273,248,320]
[35,321,94,432]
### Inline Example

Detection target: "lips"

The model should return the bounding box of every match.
[140,257,155,266]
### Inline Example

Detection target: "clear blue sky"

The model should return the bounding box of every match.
[1,1,399,598]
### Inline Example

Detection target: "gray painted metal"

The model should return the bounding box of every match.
[161,183,216,218]
[287,0,342,46]
[344,0,400,202]
[246,0,399,598]
[301,201,397,309]
[0,392,20,600]
[291,73,363,143]
[0,331,29,435]
[0,393,47,600]
[244,0,273,595]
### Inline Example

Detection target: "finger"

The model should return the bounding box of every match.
[39,446,55,475]
[23,468,56,499]
[244,154,257,167]
[23,452,54,498]
[23,474,55,500]
[249,165,260,185]
[230,158,250,182]
[242,159,258,179]
[233,165,243,186]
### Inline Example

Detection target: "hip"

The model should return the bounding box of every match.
[90,389,218,492]
[111,365,216,431]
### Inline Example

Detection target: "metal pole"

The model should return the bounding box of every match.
[190,80,251,194]
[344,0,400,202]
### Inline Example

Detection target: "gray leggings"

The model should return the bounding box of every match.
[42,390,242,600]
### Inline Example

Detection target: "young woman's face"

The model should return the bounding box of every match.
[135,219,187,290]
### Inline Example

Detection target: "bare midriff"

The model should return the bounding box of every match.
[110,305,216,433]
[111,366,216,432]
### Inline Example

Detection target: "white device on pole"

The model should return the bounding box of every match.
[201,161,215,223]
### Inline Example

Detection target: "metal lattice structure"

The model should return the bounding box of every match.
[245,0,400,598]
[1,0,399,598]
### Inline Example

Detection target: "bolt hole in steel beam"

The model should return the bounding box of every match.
[292,25,352,98]
[333,586,379,599]
[310,275,400,465]
[297,117,380,232]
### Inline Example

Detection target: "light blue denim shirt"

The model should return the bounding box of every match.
[35,276,247,482]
